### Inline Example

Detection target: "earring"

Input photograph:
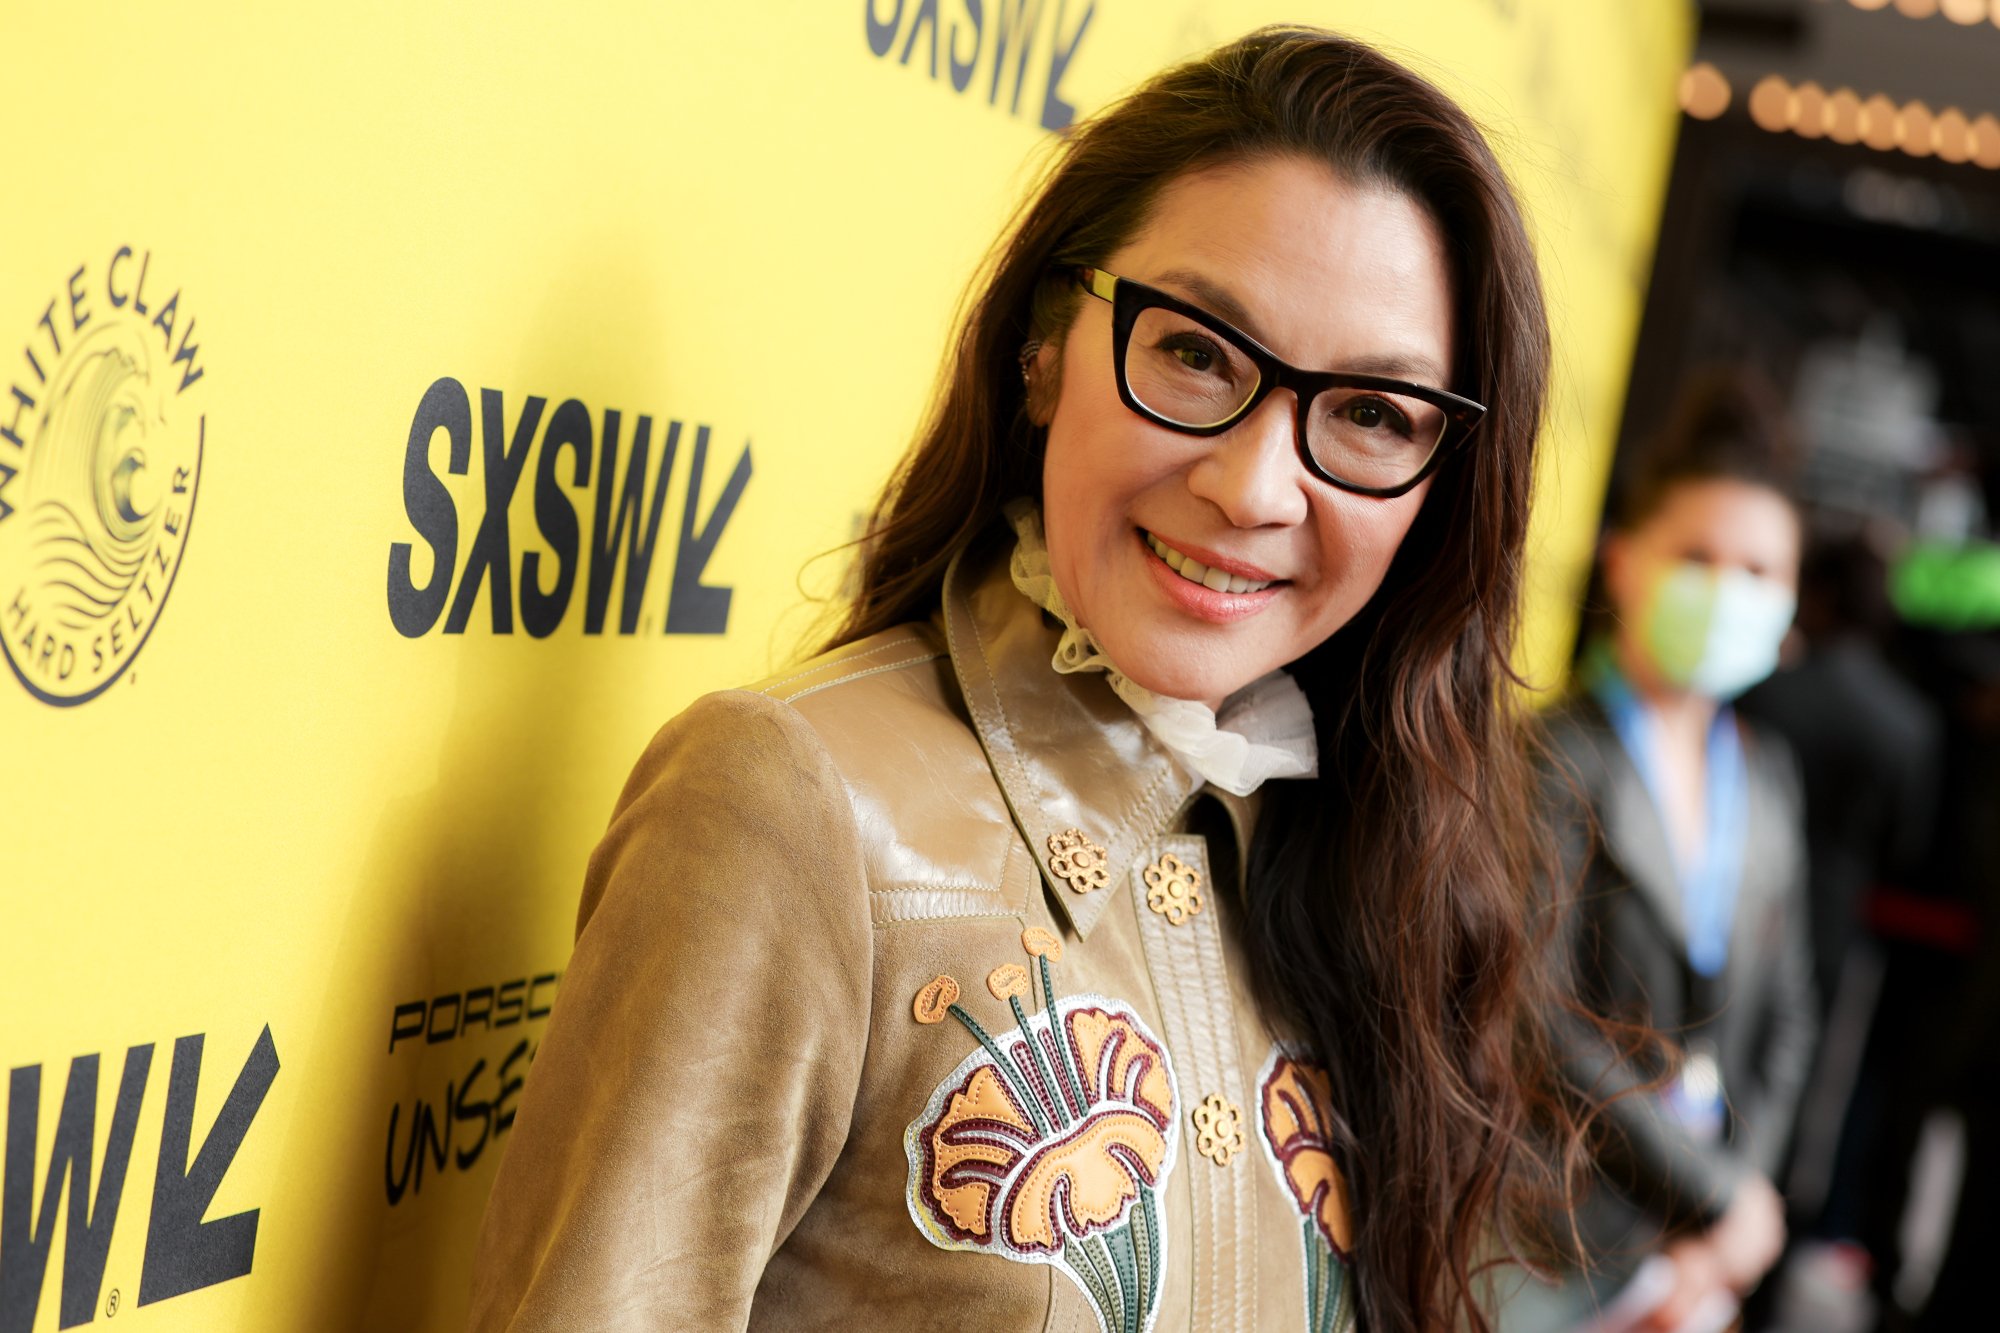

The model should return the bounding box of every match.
[1018,338,1043,385]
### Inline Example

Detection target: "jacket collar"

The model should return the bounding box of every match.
[941,521,1205,939]
[1593,718,1691,946]
[1571,690,1782,978]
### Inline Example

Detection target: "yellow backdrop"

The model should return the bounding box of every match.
[0,3,1686,1329]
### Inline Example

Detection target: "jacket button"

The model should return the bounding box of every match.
[1143,852,1205,925]
[1047,828,1110,894]
[1192,1092,1246,1166]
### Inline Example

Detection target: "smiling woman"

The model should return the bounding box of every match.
[469,27,1592,1333]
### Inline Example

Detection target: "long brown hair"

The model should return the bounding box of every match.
[832,28,1579,1331]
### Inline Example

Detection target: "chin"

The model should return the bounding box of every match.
[1115,656,1250,708]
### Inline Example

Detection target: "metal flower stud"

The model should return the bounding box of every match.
[1143,853,1204,926]
[1192,1092,1246,1167]
[1047,828,1110,895]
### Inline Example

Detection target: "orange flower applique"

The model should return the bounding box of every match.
[1256,1047,1357,1333]
[912,975,960,1025]
[987,963,1031,1001]
[1021,926,1064,962]
[905,944,1179,1333]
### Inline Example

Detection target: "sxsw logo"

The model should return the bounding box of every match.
[1,1028,277,1330]
[864,0,1096,132]
[386,377,752,638]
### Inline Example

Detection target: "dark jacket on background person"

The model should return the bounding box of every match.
[1539,691,1818,1283]
[1739,639,1941,1011]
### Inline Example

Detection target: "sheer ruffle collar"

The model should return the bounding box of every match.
[1002,498,1317,798]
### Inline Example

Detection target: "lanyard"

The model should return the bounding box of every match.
[1587,654,1748,978]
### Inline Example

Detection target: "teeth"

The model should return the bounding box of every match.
[1143,532,1273,594]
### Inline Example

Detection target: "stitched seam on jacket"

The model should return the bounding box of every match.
[869,890,1016,925]
[771,650,944,703]
[868,883,1004,895]
[1108,759,1184,849]
[1181,915,1217,1327]
[961,596,1055,860]
[753,633,930,696]
[1188,847,1253,1331]
[1134,844,1210,1325]
[874,911,1024,928]
[1133,833,1260,1330]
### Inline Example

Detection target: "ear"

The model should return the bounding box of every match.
[1023,339,1061,428]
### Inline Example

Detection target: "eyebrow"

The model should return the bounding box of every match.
[1147,266,1451,389]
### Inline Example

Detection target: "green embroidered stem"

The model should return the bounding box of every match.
[1040,954,1090,1115]
[1304,1219,1325,1333]
[1104,1220,1142,1333]
[1064,1237,1120,1333]
[1137,1188,1160,1317]
[1327,1246,1352,1333]
[947,1003,1049,1136]
[1082,1234,1129,1333]
[1009,993,1070,1130]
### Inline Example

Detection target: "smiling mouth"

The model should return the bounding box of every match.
[1141,531,1278,594]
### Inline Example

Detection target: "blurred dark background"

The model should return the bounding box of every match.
[1608,3,2000,1328]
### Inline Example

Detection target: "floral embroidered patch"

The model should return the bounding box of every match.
[905,946,1180,1333]
[1255,1047,1357,1333]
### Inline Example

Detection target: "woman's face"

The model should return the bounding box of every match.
[1035,155,1456,708]
[1602,477,1802,696]
[1603,478,1802,623]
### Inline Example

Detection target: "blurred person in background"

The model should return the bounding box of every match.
[1730,538,1938,1279]
[1897,627,2000,1332]
[1512,374,1818,1333]
[1738,537,1939,1027]
[1841,539,2000,1331]
[1730,537,1941,1329]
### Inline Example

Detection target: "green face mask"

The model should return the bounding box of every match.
[1638,561,1797,699]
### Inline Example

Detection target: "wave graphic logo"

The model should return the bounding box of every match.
[0,249,205,705]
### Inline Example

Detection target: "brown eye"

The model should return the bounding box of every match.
[1157,332,1228,375]
[1340,397,1410,436]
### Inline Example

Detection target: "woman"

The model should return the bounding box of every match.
[1528,378,1817,1330]
[471,27,1581,1333]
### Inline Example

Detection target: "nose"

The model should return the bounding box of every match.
[1184,390,1311,528]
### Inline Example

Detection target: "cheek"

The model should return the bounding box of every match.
[1043,400,1180,541]
[1039,411,1140,615]
[1312,485,1428,593]
[1605,549,1658,617]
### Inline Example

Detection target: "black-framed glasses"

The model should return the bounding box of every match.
[1071,267,1485,498]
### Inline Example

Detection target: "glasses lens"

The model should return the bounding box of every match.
[1125,305,1261,428]
[1305,387,1449,490]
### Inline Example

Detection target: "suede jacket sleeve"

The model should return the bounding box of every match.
[466,689,873,1332]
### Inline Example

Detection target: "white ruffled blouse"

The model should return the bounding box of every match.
[1003,498,1318,799]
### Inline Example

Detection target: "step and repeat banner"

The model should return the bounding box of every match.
[1,3,1687,1329]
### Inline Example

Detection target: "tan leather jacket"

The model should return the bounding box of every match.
[468,524,1361,1333]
